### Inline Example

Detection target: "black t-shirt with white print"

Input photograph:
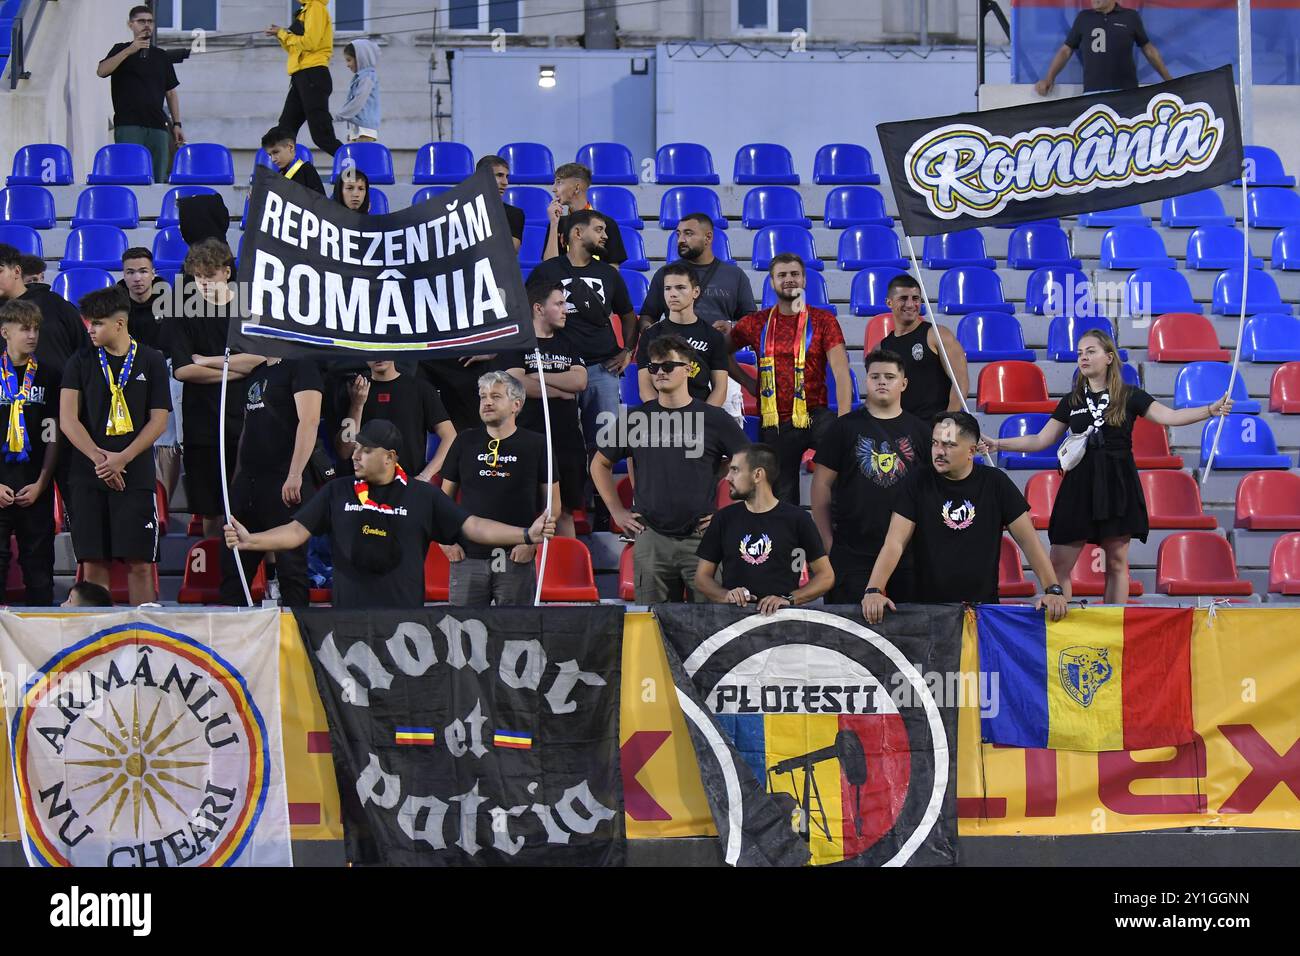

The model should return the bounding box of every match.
[440,426,552,560]
[697,500,826,600]
[635,317,729,403]
[493,340,586,450]
[528,256,634,364]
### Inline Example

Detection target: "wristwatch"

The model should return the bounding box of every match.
[781,594,795,604]
[864,587,884,596]
[1045,584,1065,596]
[522,528,533,546]
[172,122,182,127]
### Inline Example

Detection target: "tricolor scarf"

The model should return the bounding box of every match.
[353,465,409,513]
[352,465,410,575]
[0,352,36,462]
[98,340,137,437]
[758,306,813,429]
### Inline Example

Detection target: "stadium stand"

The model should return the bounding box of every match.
[812,144,881,186]
[412,142,473,184]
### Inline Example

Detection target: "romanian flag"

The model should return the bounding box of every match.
[394,727,437,746]
[976,605,1194,751]
[493,730,533,750]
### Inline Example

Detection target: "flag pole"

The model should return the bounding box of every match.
[220,348,255,607]
[904,234,970,416]
[532,347,554,607]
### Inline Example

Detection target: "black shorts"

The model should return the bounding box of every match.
[69,485,159,563]
[183,442,235,516]
[556,446,588,511]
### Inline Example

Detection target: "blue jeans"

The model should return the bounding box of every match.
[579,361,623,449]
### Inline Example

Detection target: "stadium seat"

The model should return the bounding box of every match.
[588,185,642,229]
[1006,223,1080,270]
[1077,204,1148,228]
[1147,313,1230,362]
[157,185,217,229]
[957,312,1034,362]
[851,267,907,317]
[0,224,41,257]
[152,227,189,274]
[423,543,450,602]
[518,223,546,268]
[1024,266,1092,316]
[1174,361,1260,413]
[1126,267,1202,315]
[620,230,650,271]
[1200,414,1291,469]
[62,225,128,271]
[367,187,390,215]
[1247,187,1300,229]
[742,186,812,229]
[1242,313,1300,362]
[1046,314,1126,363]
[1235,471,1300,529]
[51,267,113,304]
[938,266,1014,314]
[535,537,599,602]
[1270,363,1300,413]
[502,185,550,226]
[837,224,907,270]
[1161,189,1233,228]
[618,544,636,601]
[620,364,642,408]
[1268,533,1300,594]
[87,144,153,185]
[622,268,649,313]
[179,539,265,604]
[733,143,799,185]
[575,142,637,185]
[998,537,1036,598]
[1068,545,1144,597]
[71,185,139,229]
[1235,145,1297,187]
[7,144,74,186]
[169,143,234,185]
[923,230,995,270]
[1213,267,1289,316]
[1099,225,1175,269]
[497,142,554,185]
[412,141,473,184]
[1025,471,1061,529]
[412,185,451,205]
[825,366,862,413]
[331,142,395,184]
[1132,416,1182,469]
[863,312,894,352]
[252,144,312,177]
[1186,225,1262,271]
[1156,532,1252,596]
[822,186,892,228]
[993,217,1059,231]
[977,362,1056,414]
[658,186,727,230]
[1140,470,1216,530]
[751,225,822,271]
[998,414,1062,469]
[761,271,836,314]
[655,142,719,185]
[1271,226,1300,270]
[666,229,735,265]
[813,144,881,185]
[0,185,55,229]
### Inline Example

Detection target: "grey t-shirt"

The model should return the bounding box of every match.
[640,259,757,326]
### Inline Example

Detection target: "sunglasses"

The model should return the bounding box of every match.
[486,437,500,468]
[647,360,689,374]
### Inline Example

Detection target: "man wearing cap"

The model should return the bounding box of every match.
[224,420,556,609]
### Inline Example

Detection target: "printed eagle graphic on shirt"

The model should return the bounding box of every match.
[855,435,915,487]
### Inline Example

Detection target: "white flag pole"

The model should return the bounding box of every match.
[532,347,554,607]
[219,348,255,607]
[903,234,971,416]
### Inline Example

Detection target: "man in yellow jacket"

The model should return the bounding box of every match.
[266,0,342,156]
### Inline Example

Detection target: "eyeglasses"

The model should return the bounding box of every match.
[646,361,689,374]
[486,437,500,468]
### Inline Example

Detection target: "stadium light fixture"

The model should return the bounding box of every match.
[538,65,557,89]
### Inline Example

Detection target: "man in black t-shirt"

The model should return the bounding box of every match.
[20,256,46,287]
[1036,1,1171,95]
[879,274,968,423]
[861,412,1067,625]
[226,420,556,610]
[440,372,558,608]
[333,360,455,481]
[97,6,185,185]
[59,288,172,605]
[542,163,628,265]
[812,348,932,605]
[477,154,525,251]
[696,444,832,615]
[636,263,728,406]
[640,212,756,329]
[0,244,91,386]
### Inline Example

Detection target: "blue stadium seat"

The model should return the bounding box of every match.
[157,186,217,229]
[87,144,153,185]
[1200,415,1291,469]
[1175,362,1261,414]
[655,143,719,185]
[1047,314,1128,363]
[1162,189,1233,228]
[743,416,761,441]
[751,225,822,271]
[62,225,128,270]
[837,225,907,271]
[621,230,650,271]
[152,227,189,274]
[368,187,390,215]
[658,186,726,230]
[620,363,642,407]
[621,268,649,313]
[812,144,880,185]
[502,185,550,227]
[518,223,546,269]
[1271,226,1300,270]
[51,268,114,304]
[938,266,1014,314]
[169,143,234,185]
[7,144,73,186]
[252,144,313,177]
[850,267,906,316]
[1234,145,1296,188]
[761,272,836,315]
[1213,267,1289,316]
[0,185,54,229]
[71,186,139,229]
[1242,313,1300,362]
[1006,223,1080,270]
[331,143,395,184]
[993,217,1059,230]
[823,186,892,229]
[1126,267,1202,315]
[575,142,637,185]
[1099,225,1175,269]
[1077,204,1148,228]
[0,224,41,257]
[825,366,862,413]
[1024,266,1092,316]
[999,414,1063,469]
[665,229,735,265]
[413,185,451,205]
[1247,187,1300,229]
[412,142,473,184]
[741,186,811,229]
[922,229,995,269]
[498,142,554,184]
[1186,225,1262,271]
[588,185,642,229]
[734,144,799,185]
[957,312,1035,362]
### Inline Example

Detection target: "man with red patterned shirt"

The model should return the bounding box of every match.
[717,253,852,503]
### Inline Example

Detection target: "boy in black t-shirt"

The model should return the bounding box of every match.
[636,262,728,406]
[60,288,172,605]
[696,444,832,615]
[334,360,455,481]
[261,126,326,195]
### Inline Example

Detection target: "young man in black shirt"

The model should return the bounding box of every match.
[0,244,92,385]
[696,443,832,615]
[636,263,728,406]
[592,335,748,603]
[20,256,46,288]
[812,348,933,605]
[60,288,172,605]
[1036,0,1171,95]
[261,126,326,195]
[496,281,587,537]
[640,212,756,328]
[542,163,628,265]
[0,301,60,605]
[225,420,556,610]
[440,372,558,607]
[477,154,525,251]
[97,5,184,185]
[861,412,1067,624]
[878,274,968,424]
[334,360,455,481]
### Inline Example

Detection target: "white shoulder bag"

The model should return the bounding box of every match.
[1057,392,1108,473]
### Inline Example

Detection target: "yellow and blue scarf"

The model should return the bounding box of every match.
[98,339,137,436]
[758,306,813,429]
[0,352,36,462]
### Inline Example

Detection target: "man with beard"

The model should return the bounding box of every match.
[476,153,525,251]
[640,212,755,329]
[878,273,969,423]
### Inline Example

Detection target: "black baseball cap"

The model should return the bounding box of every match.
[355,420,403,457]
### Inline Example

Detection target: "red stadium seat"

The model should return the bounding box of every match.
[619,543,635,601]
[738,362,758,416]
[1132,416,1183,469]
[1269,363,1300,413]
[187,514,204,536]
[1139,470,1216,529]
[1234,471,1300,529]
[608,476,635,534]
[178,539,264,604]
[572,508,592,536]
[864,313,894,352]
[1068,544,1144,597]
[1146,313,1230,362]
[536,537,599,602]
[1025,471,1061,530]
[1268,533,1300,594]
[78,561,160,604]
[715,478,731,510]
[976,361,1057,413]
[53,483,65,533]
[998,536,1036,598]
[802,448,816,474]
[155,481,169,537]
[424,543,451,602]
[1156,531,1253,596]
[309,588,332,604]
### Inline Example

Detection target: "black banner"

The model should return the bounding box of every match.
[232,166,534,357]
[877,66,1243,236]
[296,606,625,866]
[655,604,962,867]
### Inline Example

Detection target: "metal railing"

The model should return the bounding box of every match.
[976,0,1010,89]
[6,0,55,91]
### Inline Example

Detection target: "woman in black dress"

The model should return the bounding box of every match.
[986,329,1232,605]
